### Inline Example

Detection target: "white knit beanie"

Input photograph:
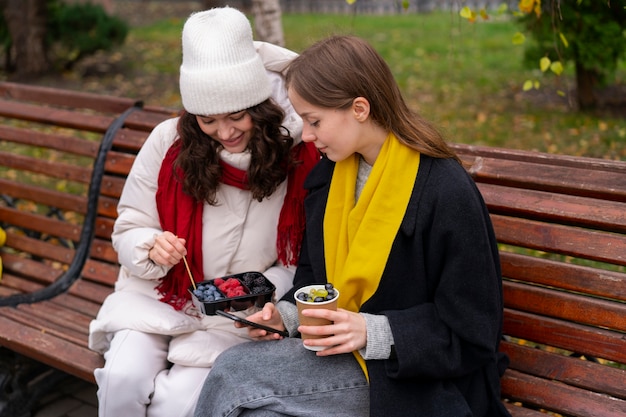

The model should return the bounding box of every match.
[179,7,271,115]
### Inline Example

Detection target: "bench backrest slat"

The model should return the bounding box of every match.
[500,252,626,301]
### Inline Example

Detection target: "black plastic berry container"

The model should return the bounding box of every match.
[189,271,276,315]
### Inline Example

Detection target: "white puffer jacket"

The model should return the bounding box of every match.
[89,42,301,368]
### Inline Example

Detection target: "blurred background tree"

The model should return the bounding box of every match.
[461,0,626,112]
[0,0,128,79]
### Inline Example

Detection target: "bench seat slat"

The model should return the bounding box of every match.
[492,215,626,266]
[51,292,105,318]
[501,341,626,400]
[501,369,626,417]
[503,309,626,363]
[500,252,626,302]
[0,316,102,382]
[12,302,92,339]
[503,280,626,332]
[504,403,550,417]
[67,278,114,306]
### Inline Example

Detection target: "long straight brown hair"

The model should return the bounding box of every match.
[285,35,459,163]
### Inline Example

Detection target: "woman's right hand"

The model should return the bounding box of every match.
[239,302,287,340]
[149,231,187,267]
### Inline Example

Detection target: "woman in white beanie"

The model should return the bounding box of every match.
[88,7,319,417]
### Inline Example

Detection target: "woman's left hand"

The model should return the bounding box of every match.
[298,308,367,355]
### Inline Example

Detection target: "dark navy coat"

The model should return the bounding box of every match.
[283,155,512,417]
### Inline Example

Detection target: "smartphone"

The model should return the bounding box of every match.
[216,310,288,337]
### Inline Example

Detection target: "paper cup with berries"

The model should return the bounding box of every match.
[294,283,340,351]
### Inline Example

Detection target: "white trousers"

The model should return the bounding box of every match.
[95,329,211,417]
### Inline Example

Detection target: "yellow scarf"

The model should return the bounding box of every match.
[323,133,420,379]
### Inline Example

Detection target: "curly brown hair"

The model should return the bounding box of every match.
[175,99,294,204]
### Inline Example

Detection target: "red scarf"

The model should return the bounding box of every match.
[155,140,319,310]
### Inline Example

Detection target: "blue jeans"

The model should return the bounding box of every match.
[194,338,370,417]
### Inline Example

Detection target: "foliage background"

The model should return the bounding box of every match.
[12,1,625,160]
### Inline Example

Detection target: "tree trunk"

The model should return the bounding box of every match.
[251,0,284,47]
[575,61,599,111]
[4,0,49,79]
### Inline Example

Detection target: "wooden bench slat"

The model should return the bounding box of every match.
[503,281,626,332]
[97,197,120,220]
[0,81,138,113]
[0,150,93,184]
[0,99,114,132]
[501,369,626,417]
[0,316,102,382]
[0,206,82,242]
[504,403,550,417]
[111,127,151,151]
[100,174,126,198]
[500,252,626,301]
[0,253,64,287]
[501,341,626,400]
[2,232,75,266]
[123,107,176,132]
[492,215,626,266]
[479,183,626,233]
[0,125,100,157]
[0,179,87,214]
[453,143,626,173]
[503,309,626,364]
[51,292,105,318]
[82,256,119,286]
[87,238,118,264]
[105,150,137,175]
[12,302,92,338]
[469,157,626,202]
[67,277,114,306]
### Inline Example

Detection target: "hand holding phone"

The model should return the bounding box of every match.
[216,310,288,337]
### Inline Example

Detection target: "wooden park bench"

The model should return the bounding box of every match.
[0,81,175,415]
[0,81,624,416]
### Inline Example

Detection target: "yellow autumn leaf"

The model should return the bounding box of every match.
[523,80,534,91]
[459,6,475,20]
[346,0,356,4]
[557,90,566,97]
[559,32,569,48]
[518,0,536,14]
[512,32,526,45]
[534,80,540,89]
[550,61,564,75]
[479,9,489,20]
[540,57,551,72]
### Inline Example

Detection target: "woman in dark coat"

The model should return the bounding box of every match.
[194,35,511,417]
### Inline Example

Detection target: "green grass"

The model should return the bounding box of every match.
[125,12,626,160]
